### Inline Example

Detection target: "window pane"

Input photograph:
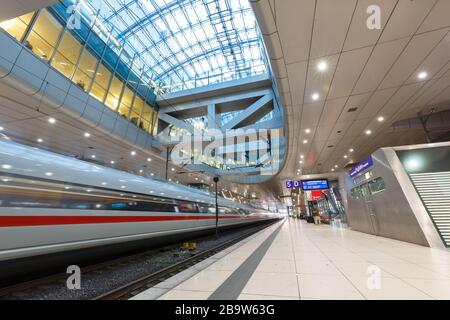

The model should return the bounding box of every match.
[131,96,144,127]
[26,9,62,61]
[118,87,134,118]
[89,64,112,102]
[0,11,34,41]
[105,76,123,111]
[51,31,82,78]
[72,48,98,91]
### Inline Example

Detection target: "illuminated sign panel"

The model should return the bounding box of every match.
[301,179,330,191]
[349,156,374,177]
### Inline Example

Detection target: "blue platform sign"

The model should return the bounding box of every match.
[294,180,301,188]
[301,179,330,191]
[349,156,374,177]
[286,181,294,189]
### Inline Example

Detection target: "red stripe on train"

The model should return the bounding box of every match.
[0,215,248,227]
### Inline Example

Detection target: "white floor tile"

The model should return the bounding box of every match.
[158,289,212,300]
[242,272,300,298]
[298,274,365,300]
[403,278,450,300]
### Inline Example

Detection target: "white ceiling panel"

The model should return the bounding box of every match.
[353,38,409,94]
[379,0,437,42]
[380,28,449,90]
[286,61,308,106]
[310,0,356,58]
[328,46,372,99]
[357,87,397,120]
[343,0,397,51]
[418,0,450,33]
[276,0,315,64]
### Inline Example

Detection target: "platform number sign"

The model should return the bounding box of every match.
[286,180,301,189]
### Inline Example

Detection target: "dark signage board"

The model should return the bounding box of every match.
[349,156,374,177]
[301,179,330,191]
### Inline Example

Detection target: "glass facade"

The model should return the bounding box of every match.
[0,7,158,136]
[70,0,268,94]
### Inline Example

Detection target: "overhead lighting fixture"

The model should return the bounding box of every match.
[300,155,304,159]
[110,160,115,164]
[91,155,96,159]
[1,164,12,170]
[334,165,338,168]
[417,71,428,80]
[147,158,152,162]
[331,168,335,172]
[139,169,143,173]
[45,172,54,176]
[37,138,43,143]
[150,173,154,176]
[377,116,385,122]
[0,127,4,131]
[48,117,56,124]
[365,130,372,135]
[344,155,348,159]
[130,151,136,156]
[171,168,175,172]
[312,93,320,101]
[303,140,308,144]
[349,148,354,152]
[317,61,328,72]
[84,132,91,138]
[305,129,311,134]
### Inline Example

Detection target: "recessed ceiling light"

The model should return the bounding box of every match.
[37,138,43,143]
[1,164,12,170]
[150,173,154,176]
[171,168,175,171]
[130,151,136,156]
[101,182,107,185]
[317,61,328,72]
[300,155,304,159]
[377,116,385,122]
[417,71,428,80]
[147,158,152,162]
[84,132,91,138]
[91,155,96,159]
[349,148,354,152]
[139,169,143,173]
[303,140,308,144]
[344,155,348,159]
[110,160,115,164]
[365,130,372,135]
[45,172,53,176]
[334,165,338,168]
[331,168,335,172]
[0,127,4,131]
[312,93,320,101]
[305,129,311,134]
[48,117,56,124]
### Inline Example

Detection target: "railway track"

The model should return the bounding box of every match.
[0,221,276,300]
[94,221,275,300]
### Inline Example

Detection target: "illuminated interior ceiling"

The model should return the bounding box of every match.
[81,0,268,93]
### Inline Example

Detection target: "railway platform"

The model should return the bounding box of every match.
[132,219,450,300]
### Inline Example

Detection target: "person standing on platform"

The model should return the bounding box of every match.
[313,209,321,225]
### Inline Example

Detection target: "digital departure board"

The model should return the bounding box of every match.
[301,179,330,191]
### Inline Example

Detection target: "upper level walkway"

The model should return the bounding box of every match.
[132,218,450,300]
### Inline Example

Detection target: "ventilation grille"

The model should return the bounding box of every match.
[410,172,450,247]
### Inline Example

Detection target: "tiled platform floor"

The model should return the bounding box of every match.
[133,219,450,300]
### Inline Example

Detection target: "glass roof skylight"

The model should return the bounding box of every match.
[81,0,268,93]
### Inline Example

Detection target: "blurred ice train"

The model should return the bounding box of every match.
[0,138,277,282]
